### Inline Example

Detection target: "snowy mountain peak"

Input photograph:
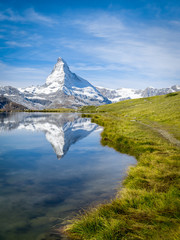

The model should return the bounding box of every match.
[57,57,67,64]
[57,56,64,62]
[56,57,70,72]
[1,57,110,109]
[46,57,69,86]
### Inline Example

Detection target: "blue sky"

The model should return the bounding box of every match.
[0,0,180,89]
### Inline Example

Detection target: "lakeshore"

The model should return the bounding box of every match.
[65,92,180,240]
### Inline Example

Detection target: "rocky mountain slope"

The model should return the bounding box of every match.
[0,95,27,112]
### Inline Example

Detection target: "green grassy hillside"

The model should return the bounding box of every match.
[65,92,180,240]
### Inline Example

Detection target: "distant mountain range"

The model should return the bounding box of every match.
[0,57,179,110]
[96,85,180,103]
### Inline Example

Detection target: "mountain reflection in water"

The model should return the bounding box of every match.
[0,112,98,159]
[0,112,136,240]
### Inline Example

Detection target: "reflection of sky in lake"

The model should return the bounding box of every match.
[0,113,136,240]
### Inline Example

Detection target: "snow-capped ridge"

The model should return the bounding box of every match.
[97,85,180,103]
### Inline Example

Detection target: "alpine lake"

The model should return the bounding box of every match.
[0,112,136,240]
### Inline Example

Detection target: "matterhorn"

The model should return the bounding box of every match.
[0,57,110,109]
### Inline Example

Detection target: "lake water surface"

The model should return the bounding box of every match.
[0,112,136,240]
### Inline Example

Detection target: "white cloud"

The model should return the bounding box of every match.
[0,8,56,26]
[74,13,125,39]
[0,62,51,88]
[169,20,180,26]
[6,41,32,47]
[4,32,43,48]
[70,63,133,72]
[64,13,180,87]
[24,8,57,25]
[0,9,24,22]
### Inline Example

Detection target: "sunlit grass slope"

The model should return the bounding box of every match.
[65,92,180,240]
